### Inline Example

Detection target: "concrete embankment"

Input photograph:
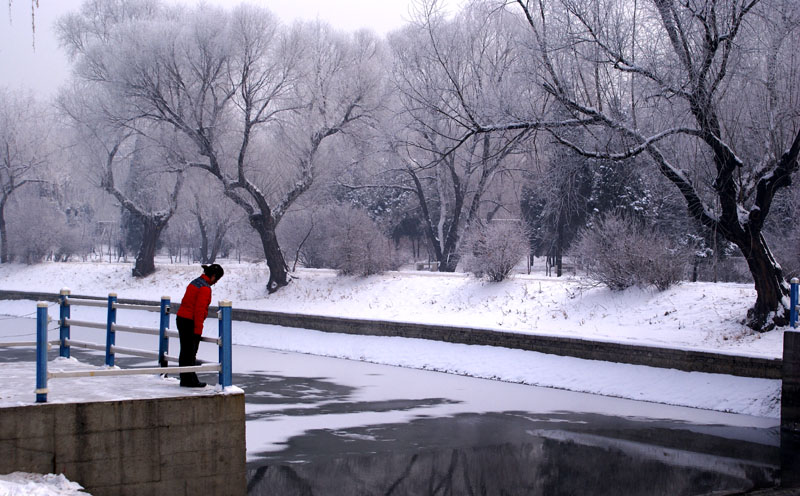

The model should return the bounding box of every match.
[0,393,246,496]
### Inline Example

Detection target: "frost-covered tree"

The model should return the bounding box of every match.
[377,3,529,272]
[521,120,653,277]
[58,81,184,278]
[183,176,238,264]
[0,89,50,263]
[520,110,593,277]
[59,1,380,292]
[446,0,800,330]
[287,203,398,275]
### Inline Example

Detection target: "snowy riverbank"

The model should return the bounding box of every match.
[0,260,786,420]
[0,260,783,357]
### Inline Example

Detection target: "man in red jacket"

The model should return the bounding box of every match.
[176,264,224,387]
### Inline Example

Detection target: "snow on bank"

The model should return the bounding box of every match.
[0,472,90,495]
[0,261,783,357]
[234,320,781,418]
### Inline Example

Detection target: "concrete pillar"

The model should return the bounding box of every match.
[782,330,800,488]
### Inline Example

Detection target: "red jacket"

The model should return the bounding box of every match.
[177,275,213,335]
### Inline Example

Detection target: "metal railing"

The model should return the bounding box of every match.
[35,289,233,403]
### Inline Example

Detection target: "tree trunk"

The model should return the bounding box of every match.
[249,213,289,293]
[737,231,789,331]
[439,255,459,272]
[555,215,564,278]
[132,217,168,278]
[197,214,210,264]
[0,199,7,263]
[208,232,222,264]
[438,217,464,272]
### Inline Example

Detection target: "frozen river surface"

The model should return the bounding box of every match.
[233,346,778,495]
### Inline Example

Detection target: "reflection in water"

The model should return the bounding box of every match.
[235,373,355,406]
[247,412,779,495]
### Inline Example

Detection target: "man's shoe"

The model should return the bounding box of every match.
[180,381,207,388]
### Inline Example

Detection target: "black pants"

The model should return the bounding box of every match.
[176,316,201,384]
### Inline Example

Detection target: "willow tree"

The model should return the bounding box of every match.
[380,3,529,272]
[59,1,380,292]
[0,90,49,263]
[59,83,185,278]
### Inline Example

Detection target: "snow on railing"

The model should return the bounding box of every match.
[35,289,233,403]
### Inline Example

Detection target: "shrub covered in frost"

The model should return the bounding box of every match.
[287,204,399,276]
[461,221,529,282]
[7,198,91,263]
[571,214,688,291]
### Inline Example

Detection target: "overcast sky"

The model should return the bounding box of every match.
[0,0,460,98]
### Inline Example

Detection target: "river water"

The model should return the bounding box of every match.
[234,347,778,496]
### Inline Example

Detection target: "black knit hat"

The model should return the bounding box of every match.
[202,264,224,280]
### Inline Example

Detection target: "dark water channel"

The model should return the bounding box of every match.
[242,372,778,496]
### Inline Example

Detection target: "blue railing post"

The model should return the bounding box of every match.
[218,300,232,388]
[105,293,117,367]
[791,278,799,328]
[36,302,48,403]
[59,288,71,358]
[159,296,170,368]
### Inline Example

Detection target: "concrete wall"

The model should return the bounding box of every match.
[0,394,246,496]
[0,289,781,379]
[782,331,800,488]
[783,331,800,430]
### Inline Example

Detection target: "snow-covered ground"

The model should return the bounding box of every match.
[0,472,89,496]
[0,260,784,357]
